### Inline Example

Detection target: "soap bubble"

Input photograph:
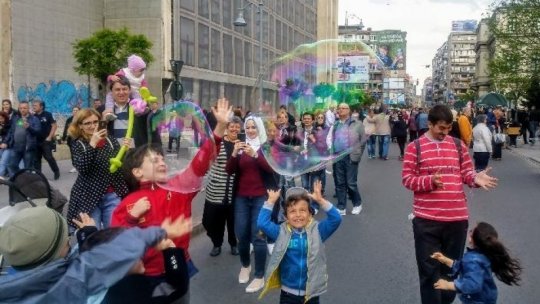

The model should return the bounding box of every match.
[149,101,216,193]
[254,39,380,178]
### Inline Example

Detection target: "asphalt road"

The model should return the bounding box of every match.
[188,144,540,304]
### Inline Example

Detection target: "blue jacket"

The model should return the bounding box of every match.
[0,227,166,304]
[258,202,341,294]
[451,249,497,304]
[6,114,41,152]
[416,112,429,130]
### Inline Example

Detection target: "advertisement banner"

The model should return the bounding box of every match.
[451,20,478,32]
[337,55,370,83]
[373,30,406,70]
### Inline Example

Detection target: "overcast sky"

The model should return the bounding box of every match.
[338,0,494,92]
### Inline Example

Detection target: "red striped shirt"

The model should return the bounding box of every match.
[402,135,477,221]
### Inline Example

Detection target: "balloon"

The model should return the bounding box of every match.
[109,106,134,173]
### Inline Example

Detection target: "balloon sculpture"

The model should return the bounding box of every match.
[109,87,158,173]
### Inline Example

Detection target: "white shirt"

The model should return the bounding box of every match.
[472,123,492,153]
[325,109,336,128]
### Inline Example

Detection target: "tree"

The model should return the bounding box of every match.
[487,0,540,106]
[73,28,154,92]
[525,74,540,109]
[312,82,335,101]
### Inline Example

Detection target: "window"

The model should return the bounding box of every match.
[198,23,210,69]
[263,10,269,45]
[211,29,221,72]
[222,0,232,29]
[235,37,244,76]
[198,0,209,19]
[276,21,282,51]
[244,41,252,77]
[211,0,220,23]
[180,0,195,12]
[180,17,195,66]
[223,34,233,74]
[199,80,220,109]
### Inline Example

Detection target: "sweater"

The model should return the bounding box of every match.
[205,140,236,204]
[472,123,492,153]
[111,136,221,276]
[402,135,477,221]
[458,115,473,146]
[225,149,273,197]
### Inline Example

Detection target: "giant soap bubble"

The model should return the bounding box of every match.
[149,101,216,193]
[256,39,384,178]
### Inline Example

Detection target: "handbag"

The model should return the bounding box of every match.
[493,133,506,144]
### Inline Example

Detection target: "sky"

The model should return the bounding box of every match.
[338,0,494,92]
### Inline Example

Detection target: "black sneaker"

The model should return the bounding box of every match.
[231,246,239,256]
[209,246,221,257]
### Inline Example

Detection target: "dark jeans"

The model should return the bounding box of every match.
[409,130,418,142]
[334,155,361,210]
[492,142,502,159]
[280,290,320,304]
[8,149,36,176]
[509,135,518,146]
[202,201,237,248]
[473,152,490,172]
[234,195,267,278]
[412,217,468,304]
[301,169,325,193]
[35,141,59,174]
[396,136,407,157]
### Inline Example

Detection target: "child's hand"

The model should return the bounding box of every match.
[308,180,325,205]
[161,215,192,239]
[155,238,176,251]
[434,279,455,291]
[130,197,151,218]
[266,189,281,205]
[122,137,133,148]
[109,75,120,82]
[72,212,96,229]
[431,252,453,267]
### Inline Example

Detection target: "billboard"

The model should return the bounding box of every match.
[337,55,370,83]
[451,20,478,32]
[383,77,405,89]
[374,30,406,70]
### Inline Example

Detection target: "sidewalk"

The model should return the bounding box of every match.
[507,139,540,166]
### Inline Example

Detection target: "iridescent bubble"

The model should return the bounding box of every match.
[149,101,216,193]
[255,39,382,178]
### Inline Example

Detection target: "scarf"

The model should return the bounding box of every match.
[244,116,267,151]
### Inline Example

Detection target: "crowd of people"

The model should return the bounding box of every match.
[0,57,533,304]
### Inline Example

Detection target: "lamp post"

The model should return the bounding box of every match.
[234,0,264,106]
[169,60,184,101]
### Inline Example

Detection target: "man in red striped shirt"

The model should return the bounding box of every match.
[402,105,497,304]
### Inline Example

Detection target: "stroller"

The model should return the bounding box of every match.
[0,169,68,274]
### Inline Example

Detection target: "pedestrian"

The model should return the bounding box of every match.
[458,108,473,148]
[431,222,522,304]
[147,101,162,145]
[276,109,300,191]
[66,108,130,231]
[402,104,498,304]
[2,99,18,121]
[392,112,408,160]
[416,108,429,136]
[0,207,190,303]
[363,108,377,159]
[0,111,11,178]
[202,116,243,257]
[408,108,418,141]
[167,110,183,152]
[373,105,392,160]
[226,115,274,293]
[325,103,336,128]
[257,181,341,304]
[62,105,80,173]
[327,103,365,215]
[491,108,504,161]
[298,112,324,193]
[111,98,232,303]
[472,114,493,172]
[528,106,539,144]
[6,101,41,176]
[32,99,61,180]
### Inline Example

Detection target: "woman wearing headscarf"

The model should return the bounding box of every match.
[225,116,273,294]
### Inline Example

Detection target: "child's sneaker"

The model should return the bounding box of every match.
[245,278,264,293]
[238,266,251,284]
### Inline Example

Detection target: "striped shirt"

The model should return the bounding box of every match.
[205,140,236,204]
[402,135,477,221]
[113,103,129,143]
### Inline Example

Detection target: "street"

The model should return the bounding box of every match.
[187,144,540,304]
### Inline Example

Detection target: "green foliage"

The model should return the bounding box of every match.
[331,87,365,106]
[312,83,336,100]
[73,28,154,84]
[487,0,540,105]
[525,74,540,109]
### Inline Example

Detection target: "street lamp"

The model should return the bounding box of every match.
[234,0,264,106]
[169,60,184,101]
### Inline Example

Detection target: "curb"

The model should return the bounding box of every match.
[508,147,540,167]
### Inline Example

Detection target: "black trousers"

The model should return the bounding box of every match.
[280,290,319,304]
[202,201,237,248]
[473,152,490,172]
[396,136,407,157]
[35,141,59,173]
[409,130,418,142]
[412,217,468,304]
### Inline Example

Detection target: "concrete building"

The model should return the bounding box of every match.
[471,18,492,97]
[432,31,476,104]
[0,0,338,114]
[422,77,433,107]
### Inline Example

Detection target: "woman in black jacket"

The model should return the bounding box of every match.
[392,113,409,160]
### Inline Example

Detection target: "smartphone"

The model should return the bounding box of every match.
[98,120,108,131]
[238,133,246,142]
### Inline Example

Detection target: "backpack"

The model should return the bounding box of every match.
[414,137,463,172]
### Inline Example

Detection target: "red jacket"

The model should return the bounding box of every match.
[111,136,221,276]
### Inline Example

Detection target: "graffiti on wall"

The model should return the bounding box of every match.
[17,80,90,115]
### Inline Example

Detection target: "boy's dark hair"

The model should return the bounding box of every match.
[472,222,522,286]
[108,75,131,91]
[122,143,165,191]
[428,104,453,124]
[80,227,126,253]
[284,193,314,216]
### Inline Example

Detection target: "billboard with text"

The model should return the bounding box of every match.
[337,55,370,83]
[373,30,406,70]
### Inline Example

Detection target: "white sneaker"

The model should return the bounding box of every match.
[69,168,77,173]
[267,243,275,255]
[338,208,346,216]
[238,266,251,284]
[245,278,265,293]
[351,205,362,215]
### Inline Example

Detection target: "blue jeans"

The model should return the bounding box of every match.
[367,135,376,157]
[378,135,390,158]
[234,195,267,278]
[8,149,35,176]
[334,155,361,210]
[0,149,12,176]
[90,192,121,229]
[301,169,326,211]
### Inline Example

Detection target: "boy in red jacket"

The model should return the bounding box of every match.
[111,99,231,303]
